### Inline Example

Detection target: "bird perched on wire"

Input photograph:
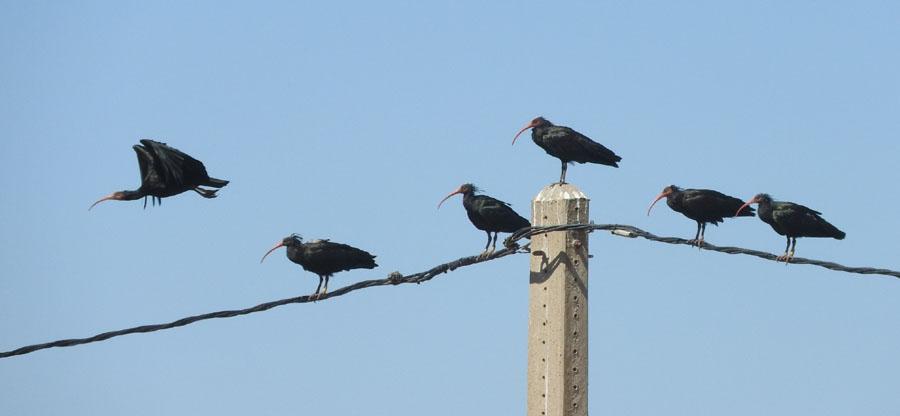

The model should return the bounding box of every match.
[438,183,530,258]
[735,194,845,263]
[512,116,621,184]
[647,185,755,247]
[90,139,229,210]
[260,234,377,299]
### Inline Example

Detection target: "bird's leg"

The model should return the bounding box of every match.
[698,223,706,248]
[143,196,148,209]
[777,236,791,262]
[485,232,498,258]
[311,275,324,300]
[687,222,701,247]
[479,231,492,259]
[786,238,797,264]
[559,161,568,185]
[321,276,330,297]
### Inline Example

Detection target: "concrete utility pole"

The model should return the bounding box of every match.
[527,183,589,416]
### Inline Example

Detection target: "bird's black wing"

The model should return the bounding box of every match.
[771,201,844,238]
[470,195,531,231]
[771,202,820,224]
[306,240,378,273]
[132,143,154,184]
[682,189,754,221]
[139,140,210,187]
[544,127,621,166]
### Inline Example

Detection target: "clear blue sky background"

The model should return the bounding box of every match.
[1,1,898,415]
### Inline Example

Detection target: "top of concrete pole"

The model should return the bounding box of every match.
[534,183,590,202]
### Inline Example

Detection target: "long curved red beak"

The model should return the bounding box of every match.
[734,199,755,217]
[512,120,538,145]
[260,242,285,263]
[646,192,669,216]
[437,188,463,209]
[89,193,117,211]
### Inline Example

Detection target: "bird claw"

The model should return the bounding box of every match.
[687,238,705,248]
[477,248,495,260]
[776,252,795,264]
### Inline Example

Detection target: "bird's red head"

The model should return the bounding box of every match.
[512,116,550,145]
[646,185,680,216]
[437,183,477,209]
[260,234,302,263]
[735,193,767,217]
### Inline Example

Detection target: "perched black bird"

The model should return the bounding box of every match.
[512,116,621,184]
[90,139,229,210]
[260,234,377,299]
[438,183,530,258]
[736,194,845,262]
[647,185,755,246]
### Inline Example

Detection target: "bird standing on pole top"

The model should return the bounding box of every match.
[735,194,845,263]
[89,139,229,210]
[260,235,378,299]
[647,185,755,247]
[438,183,530,259]
[512,116,621,184]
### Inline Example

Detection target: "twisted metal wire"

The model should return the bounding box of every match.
[3,223,897,359]
[0,245,527,359]
[506,224,900,279]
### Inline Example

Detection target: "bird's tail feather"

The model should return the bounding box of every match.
[204,177,229,188]
[194,187,219,199]
[735,206,756,217]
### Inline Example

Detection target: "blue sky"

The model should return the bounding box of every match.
[1,1,898,415]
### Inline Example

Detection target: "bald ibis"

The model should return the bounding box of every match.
[90,139,229,210]
[736,194,845,262]
[647,185,755,247]
[513,116,621,184]
[260,234,377,299]
[438,183,530,258]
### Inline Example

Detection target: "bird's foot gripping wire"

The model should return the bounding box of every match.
[477,248,495,260]
[687,238,705,248]
[309,288,328,301]
[776,251,795,264]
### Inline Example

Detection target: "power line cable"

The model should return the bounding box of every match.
[3,223,897,359]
